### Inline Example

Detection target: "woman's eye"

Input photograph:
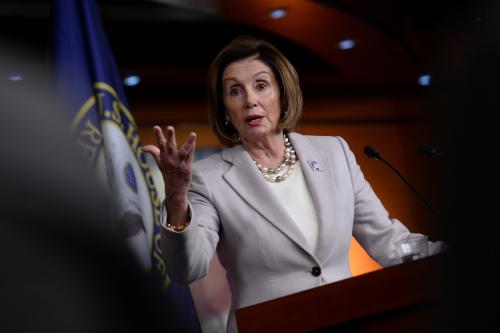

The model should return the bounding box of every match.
[256,82,267,90]
[229,87,240,96]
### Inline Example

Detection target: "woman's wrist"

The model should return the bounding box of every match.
[166,219,191,232]
[164,199,192,232]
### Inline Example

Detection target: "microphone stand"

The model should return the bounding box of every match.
[364,146,437,216]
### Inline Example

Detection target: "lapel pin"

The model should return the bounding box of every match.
[307,160,324,172]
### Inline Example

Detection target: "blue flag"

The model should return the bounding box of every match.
[52,1,201,331]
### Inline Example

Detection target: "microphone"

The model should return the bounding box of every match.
[364,145,436,215]
[419,144,445,159]
[364,146,380,159]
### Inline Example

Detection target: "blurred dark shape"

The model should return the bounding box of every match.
[0,46,181,333]
[437,0,500,331]
[418,144,446,159]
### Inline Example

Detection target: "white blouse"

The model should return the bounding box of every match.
[265,162,319,253]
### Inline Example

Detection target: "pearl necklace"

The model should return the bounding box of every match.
[254,134,297,183]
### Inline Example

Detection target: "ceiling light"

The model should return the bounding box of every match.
[123,75,141,87]
[418,74,431,86]
[269,8,287,20]
[8,74,23,81]
[338,39,356,50]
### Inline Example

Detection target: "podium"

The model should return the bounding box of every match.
[235,255,445,332]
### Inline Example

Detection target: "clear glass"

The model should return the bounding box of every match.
[394,234,429,263]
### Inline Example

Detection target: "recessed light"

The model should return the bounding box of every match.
[418,74,431,86]
[269,8,287,20]
[338,39,356,50]
[123,75,141,87]
[8,74,23,81]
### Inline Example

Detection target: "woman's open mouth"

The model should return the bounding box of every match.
[245,115,263,126]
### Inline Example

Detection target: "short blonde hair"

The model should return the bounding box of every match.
[207,36,303,147]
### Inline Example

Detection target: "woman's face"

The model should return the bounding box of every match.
[222,56,281,142]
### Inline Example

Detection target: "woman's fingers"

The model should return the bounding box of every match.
[152,126,167,151]
[150,125,196,166]
[142,145,160,156]
[179,132,197,162]
[166,126,177,152]
[141,145,161,165]
[141,145,160,160]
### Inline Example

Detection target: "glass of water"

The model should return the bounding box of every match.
[395,234,429,263]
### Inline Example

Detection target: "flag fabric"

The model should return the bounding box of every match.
[52,1,201,331]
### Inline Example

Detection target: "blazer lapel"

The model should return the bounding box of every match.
[288,133,336,263]
[221,145,314,257]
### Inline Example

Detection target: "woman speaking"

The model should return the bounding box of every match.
[143,36,443,332]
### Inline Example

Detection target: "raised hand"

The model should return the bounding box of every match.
[142,126,196,225]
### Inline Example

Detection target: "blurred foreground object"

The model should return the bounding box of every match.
[50,0,201,330]
[0,48,176,333]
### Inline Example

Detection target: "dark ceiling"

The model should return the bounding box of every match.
[1,0,337,102]
[0,0,494,107]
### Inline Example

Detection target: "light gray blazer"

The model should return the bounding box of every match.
[161,133,416,332]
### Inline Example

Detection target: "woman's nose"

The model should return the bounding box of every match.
[245,90,258,108]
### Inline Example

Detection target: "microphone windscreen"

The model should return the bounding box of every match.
[364,146,380,159]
